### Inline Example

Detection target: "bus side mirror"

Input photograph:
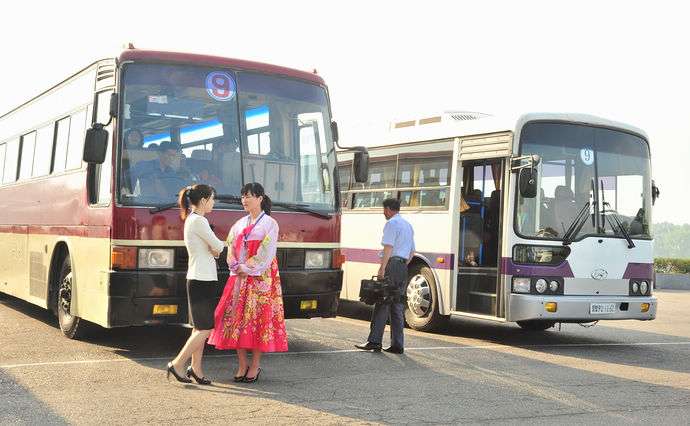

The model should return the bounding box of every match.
[83,124,109,164]
[519,168,538,198]
[331,121,339,143]
[353,148,369,183]
[652,180,660,205]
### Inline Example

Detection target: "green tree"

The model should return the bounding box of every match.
[653,222,690,259]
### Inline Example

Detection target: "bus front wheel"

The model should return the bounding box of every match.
[404,263,448,332]
[516,320,556,331]
[55,255,89,339]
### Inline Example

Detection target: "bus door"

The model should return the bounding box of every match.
[456,160,503,316]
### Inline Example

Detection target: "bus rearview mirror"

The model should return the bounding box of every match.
[353,148,369,183]
[519,168,538,198]
[83,125,109,164]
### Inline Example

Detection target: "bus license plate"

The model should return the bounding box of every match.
[590,303,616,314]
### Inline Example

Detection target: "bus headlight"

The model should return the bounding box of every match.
[549,280,559,292]
[305,250,331,269]
[535,279,547,294]
[640,281,648,295]
[512,277,531,293]
[631,282,639,294]
[138,248,174,269]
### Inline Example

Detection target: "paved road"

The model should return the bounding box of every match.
[1,290,689,425]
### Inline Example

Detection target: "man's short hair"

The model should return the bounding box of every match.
[382,198,400,211]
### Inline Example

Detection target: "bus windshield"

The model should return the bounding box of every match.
[516,122,652,241]
[119,63,337,211]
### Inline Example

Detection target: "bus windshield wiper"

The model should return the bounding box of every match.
[561,202,590,246]
[216,194,332,219]
[149,194,243,214]
[601,202,635,249]
[149,203,177,214]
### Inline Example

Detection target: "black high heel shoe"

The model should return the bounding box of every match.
[166,362,192,383]
[233,367,249,383]
[186,366,212,385]
[243,367,262,383]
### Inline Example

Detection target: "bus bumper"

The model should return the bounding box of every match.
[107,269,342,327]
[508,294,658,322]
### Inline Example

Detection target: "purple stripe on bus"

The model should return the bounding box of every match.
[622,263,654,280]
[500,257,574,277]
[341,248,454,270]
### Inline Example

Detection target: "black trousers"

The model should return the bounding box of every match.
[367,257,407,347]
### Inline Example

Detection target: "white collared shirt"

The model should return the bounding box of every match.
[184,213,225,281]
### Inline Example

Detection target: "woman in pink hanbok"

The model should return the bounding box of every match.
[208,183,287,383]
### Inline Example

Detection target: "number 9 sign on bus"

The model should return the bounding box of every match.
[205,71,235,101]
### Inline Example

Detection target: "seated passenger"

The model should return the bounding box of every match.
[131,141,188,199]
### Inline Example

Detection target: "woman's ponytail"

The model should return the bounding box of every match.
[261,194,272,216]
[178,184,216,220]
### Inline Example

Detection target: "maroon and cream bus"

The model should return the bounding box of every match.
[0,48,365,338]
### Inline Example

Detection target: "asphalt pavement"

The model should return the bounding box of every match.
[1,290,690,425]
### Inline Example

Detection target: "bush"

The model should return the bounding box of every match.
[655,258,690,274]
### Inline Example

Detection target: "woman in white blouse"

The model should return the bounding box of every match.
[167,184,225,385]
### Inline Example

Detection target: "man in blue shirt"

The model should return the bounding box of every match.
[356,198,415,354]
[130,141,187,199]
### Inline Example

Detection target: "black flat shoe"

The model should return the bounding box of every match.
[243,368,262,383]
[186,366,212,385]
[166,362,192,383]
[233,368,249,383]
[383,346,404,354]
[354,342,382,352]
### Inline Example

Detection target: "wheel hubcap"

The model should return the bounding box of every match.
[58,272,73,321]
[406,274,431,317]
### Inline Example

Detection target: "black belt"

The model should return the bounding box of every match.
[390,256,407,263]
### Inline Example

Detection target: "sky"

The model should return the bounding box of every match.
[1,0,689,224]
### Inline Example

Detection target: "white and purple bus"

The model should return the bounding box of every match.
[337,112,659,331]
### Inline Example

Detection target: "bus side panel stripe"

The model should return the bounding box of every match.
[0,225,110,238]
[622,263,654,280]
[341,248,453,270]
[500,257,574,278]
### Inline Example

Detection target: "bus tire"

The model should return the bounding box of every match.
[404,263,448,332]
[516,320,556,331]
[55,255,89,339]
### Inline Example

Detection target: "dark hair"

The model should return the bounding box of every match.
[241,182,272,215]
[178,184,216,220]
[124,129,143,148]
[382,198,400,211]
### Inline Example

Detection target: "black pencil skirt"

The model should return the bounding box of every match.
[186,279,217,330]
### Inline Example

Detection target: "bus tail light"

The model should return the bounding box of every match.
[332,249,346,269]
[112,246,137,270]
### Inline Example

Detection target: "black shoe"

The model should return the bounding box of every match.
[186,366,212,385]
[166,362,192,383]
[233,368,249,383]
[243,368,262,383]
[383,346,404,354]
[354,342,382,352]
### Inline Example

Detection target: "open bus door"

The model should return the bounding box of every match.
[456,159,504,316]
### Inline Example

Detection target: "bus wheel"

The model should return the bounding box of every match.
[516,320,556,331]
[404,264,448,332]
[56,256,88,339]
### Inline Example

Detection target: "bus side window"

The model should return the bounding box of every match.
[52,117,71,174]
[33,124,54,177]
[0,143,7,183]
[2,138,20,183]
[66,108,88,170]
